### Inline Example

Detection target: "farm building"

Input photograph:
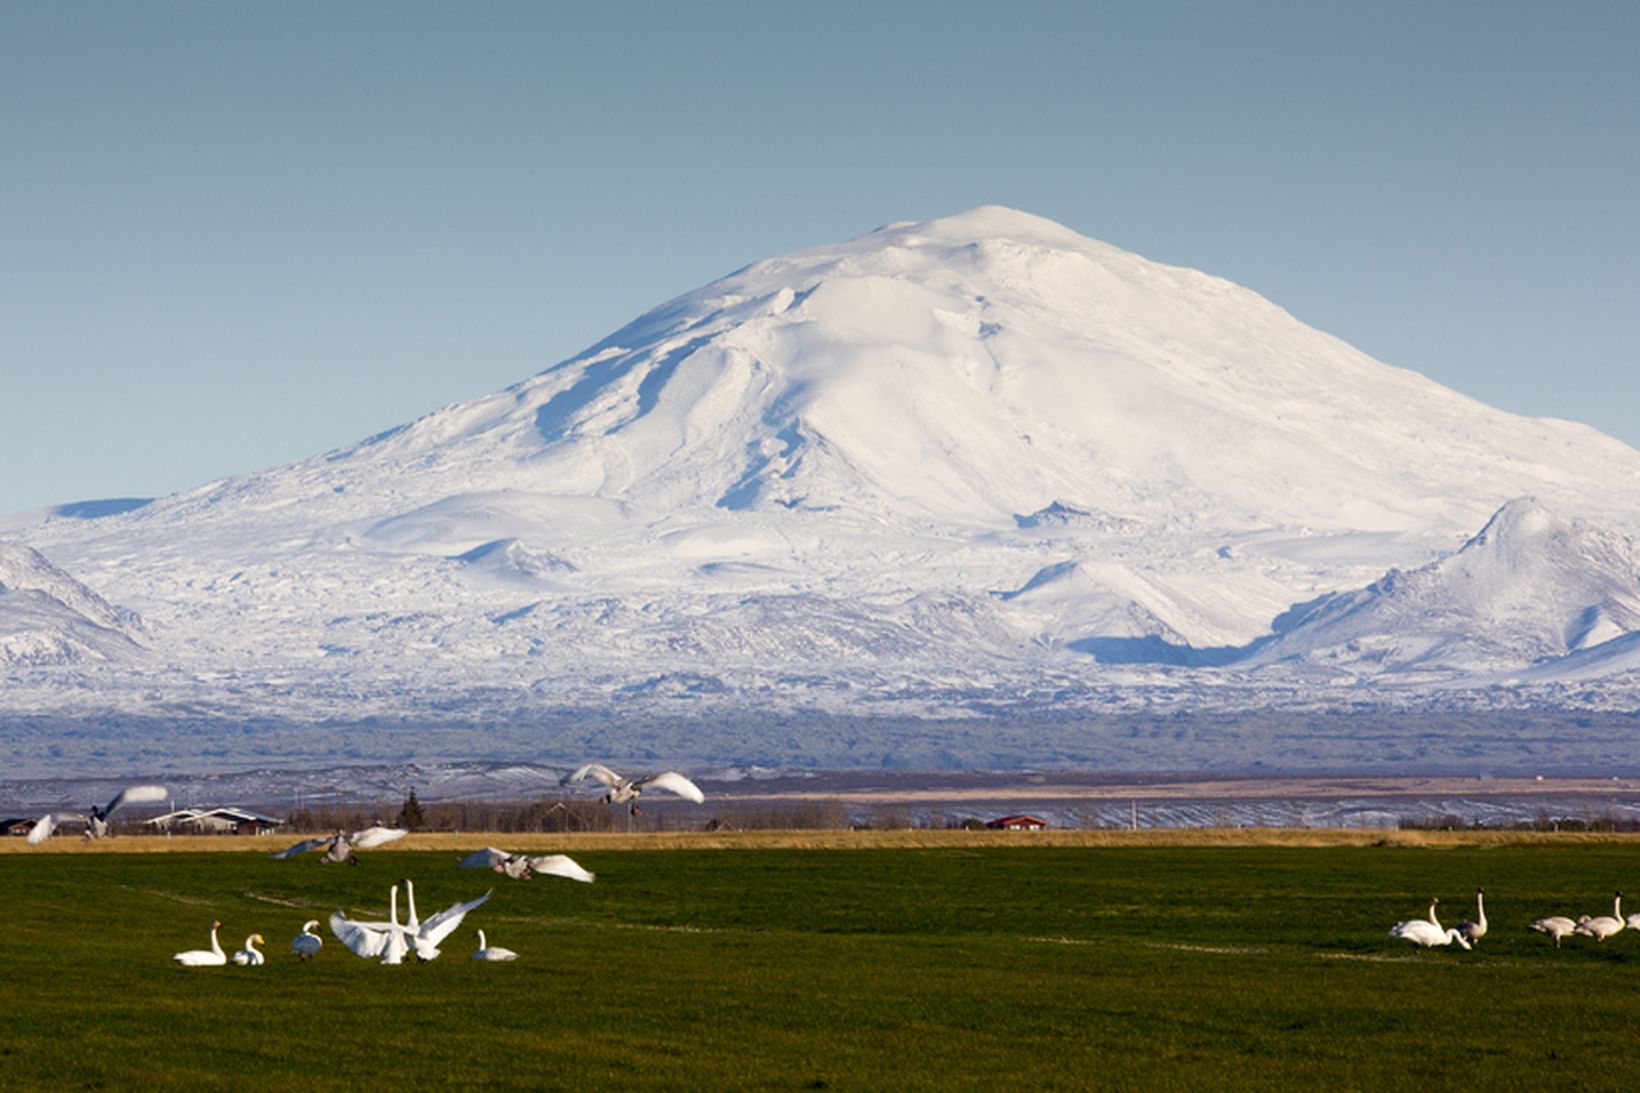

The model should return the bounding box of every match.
[986,815,1049,830]
[144,807,285,835]
[2,817,37,837]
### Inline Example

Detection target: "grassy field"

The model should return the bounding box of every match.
[5,838,1640,1090]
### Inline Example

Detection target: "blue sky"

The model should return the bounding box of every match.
[3,2,1636,515]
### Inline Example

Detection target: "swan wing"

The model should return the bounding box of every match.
[26,814,56,845]
[459,847,511,869]
[418,890,492,947]
[563,763,621,788]
[328,911,390,958]
[640,771,705,803]
[28,812,96,843]
[270,836,332,859]
[349,826,408,849]
[524,854,596,883]
[103,784,168,817]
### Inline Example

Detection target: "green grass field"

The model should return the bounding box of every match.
[5,842,1640,1090]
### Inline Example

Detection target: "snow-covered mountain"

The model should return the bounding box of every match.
[0,543,145,665]
[5,206,1640,773]
[1234,498,1640,676]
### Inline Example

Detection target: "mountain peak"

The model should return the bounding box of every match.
[870,205,1094,249]
[1466,496,1559,549]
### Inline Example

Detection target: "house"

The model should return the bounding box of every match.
[144,808,207,832]
[143,807,285,835]
[986,814,1049,830]
[2,817,38,837]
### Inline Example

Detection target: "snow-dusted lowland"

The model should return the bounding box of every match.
[5,206,1640,777]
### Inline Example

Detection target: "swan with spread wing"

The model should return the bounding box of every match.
[29,784,168,843]
[458,847,595,883]
[561,763,704,815]
[271,825,407,864]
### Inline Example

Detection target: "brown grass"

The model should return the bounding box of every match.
[9,827,1640,854]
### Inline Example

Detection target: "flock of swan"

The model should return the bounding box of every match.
[172,867,582,967]
[1388,888,1638,950]
[164,763,699,969]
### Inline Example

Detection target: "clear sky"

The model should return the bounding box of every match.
[3,2,1637,516]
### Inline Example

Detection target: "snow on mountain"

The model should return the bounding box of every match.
[0,542,145,665]
[1235,498,1640,677]
[6,206,1640,773]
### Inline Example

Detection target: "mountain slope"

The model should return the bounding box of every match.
[0,543,145,665]
[6,207,1640,768]
[1239,498,1640,675]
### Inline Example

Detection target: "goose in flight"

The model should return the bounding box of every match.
[271,825,408,864]
[1455,888,1488,945]
[1389,898,1472,949]
[173,920,228,966]
[1573,892,1625,942]
[458,847,595,883]
[231,934,266,966]
[472,929,517,961]
[28,783,168,843]
[561,763,705,815]
[1529,915,1584,947]
[291,920,323,960]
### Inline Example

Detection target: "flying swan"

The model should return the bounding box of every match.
[173,920,228,966]
[458,847,595,883]
[29,783,169,843]
[561,763,705,815]
[271,825,408,865]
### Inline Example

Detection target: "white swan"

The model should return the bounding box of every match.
[329,884,412,964]
[29,783,169,843]
[1388,919,1472,949]
[291,920,323,960]
[458,847,595,883]
[271,825,408,864]
[403,878,491,960]
[472,928,517,961]
[1455,888,1488,944]
[1574,892,1625,942]
[562,763,705,815]
[1389,898,1471,949]
[173,920,228,966]
[1529,915,1583,947]
[231,934,266,966]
